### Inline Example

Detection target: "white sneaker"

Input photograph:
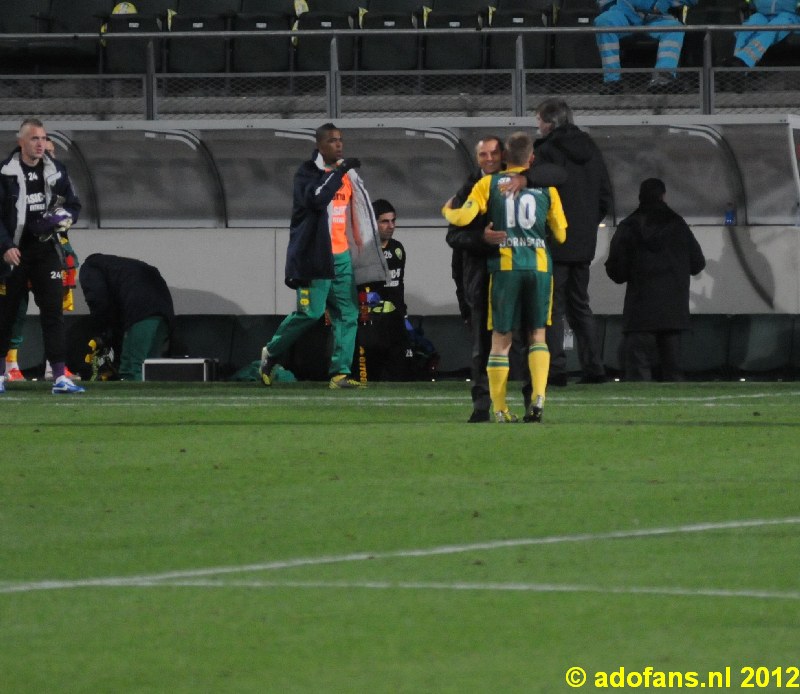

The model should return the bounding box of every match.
[52,376,85,394]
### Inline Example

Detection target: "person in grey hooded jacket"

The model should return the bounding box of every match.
[534,99,613,386]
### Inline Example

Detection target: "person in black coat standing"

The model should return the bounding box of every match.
[605,178,706,381]
[534,99,612,386]
[79,253,175,381]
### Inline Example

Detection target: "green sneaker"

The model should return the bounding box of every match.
[494,409,518,423]
[329,374,366,389]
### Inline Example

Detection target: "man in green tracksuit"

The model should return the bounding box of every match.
[260,123,388,389]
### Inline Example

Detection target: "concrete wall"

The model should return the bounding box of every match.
[64,223,800,318]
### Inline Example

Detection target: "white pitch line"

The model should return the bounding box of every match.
[62,400,797,409]
[2,517,798,595]
[18,389,800,408]
[90,578,800,602]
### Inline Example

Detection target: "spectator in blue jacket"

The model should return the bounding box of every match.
[595,0,698,94]
[725,0,800,68]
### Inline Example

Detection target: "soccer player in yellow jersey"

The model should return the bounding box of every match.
[443,131,567,423]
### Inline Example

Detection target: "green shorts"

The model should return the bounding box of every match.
[488,269,552,334]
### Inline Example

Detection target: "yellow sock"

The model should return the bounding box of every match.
[487,354,510,412]
[529,342,550,404]
[6,349,17,364]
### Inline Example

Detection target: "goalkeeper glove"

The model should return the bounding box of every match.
[339,158,361,172]
[85,337,116,381]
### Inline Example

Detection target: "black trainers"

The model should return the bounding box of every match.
[467,410,490,423]
[523,396,544,423]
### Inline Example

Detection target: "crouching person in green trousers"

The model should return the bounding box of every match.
[79,253,174,381]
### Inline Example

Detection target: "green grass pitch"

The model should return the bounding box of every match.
[1,380,799,693]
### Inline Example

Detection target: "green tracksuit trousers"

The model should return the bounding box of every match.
[120,316,170,381]
[267,251,358,377]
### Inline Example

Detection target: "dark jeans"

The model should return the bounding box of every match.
[0,241,65,369]
[624,330,684,382]
[546,261,605,379]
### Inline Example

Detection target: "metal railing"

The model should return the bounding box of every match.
[0,24,798,120]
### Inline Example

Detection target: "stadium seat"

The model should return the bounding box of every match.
[232,12,293,72]
[424,9,485,70]
[38,0,115,74]
[366,0,425,14]
[488,0,553,69]
[236,0,298,72]
[682,0,741,67]
[104,13,164,74]
[431,0,492,22]
[360,3,420,71]
[303,0,364,21]
[552,0,601,68]
[294,11,356,71]
[167,0,240,73]
[174,0,239,17]
[0,0,50,73]
[365,0,426,22]
[0,0,50,33]
[127,0,177,23]
[240,0,297,19]
[168,13,228,72]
